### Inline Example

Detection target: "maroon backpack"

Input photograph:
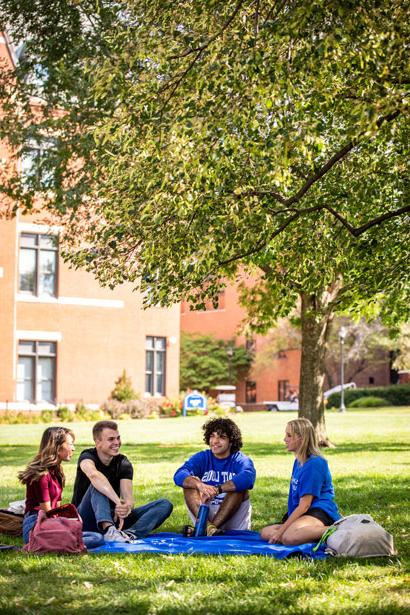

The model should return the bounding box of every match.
[24,504,86,554]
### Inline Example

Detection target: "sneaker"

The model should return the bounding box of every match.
[124,530,140,543]
[104,525,131,543]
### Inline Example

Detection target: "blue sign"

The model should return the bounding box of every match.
[183,392,207,416]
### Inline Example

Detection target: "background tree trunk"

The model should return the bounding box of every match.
[298,292,334,447]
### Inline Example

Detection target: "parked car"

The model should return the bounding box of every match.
[264,383,356,412]
[263,401,298,412]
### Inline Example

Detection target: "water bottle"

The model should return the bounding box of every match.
[193,504,209,537]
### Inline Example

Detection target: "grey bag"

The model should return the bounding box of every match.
[325,514,396,557]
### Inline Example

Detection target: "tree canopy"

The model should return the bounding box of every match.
[0,0,408,274]
[0,1,408,303]
[1,1,409,439]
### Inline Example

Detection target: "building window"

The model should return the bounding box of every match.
[19,233,58,296]
[21,138,55,188]
[245,338,256,353]
[145,336,166,396]
[278,379,289,401]
[203,291,226,311]
[245,381,257,404]
[369,376,375,385]
[16,341,56,403]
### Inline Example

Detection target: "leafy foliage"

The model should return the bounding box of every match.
[324,318,393,388]
[327,384,410,408]
[0,1,409,439]
[348,396,389,408]
[110,370,138,402]
[180,333,253,392]
[391,322,410,371]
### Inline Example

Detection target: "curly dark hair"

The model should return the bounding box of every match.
[202,417,243,453]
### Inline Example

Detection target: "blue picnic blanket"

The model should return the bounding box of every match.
[89,530,328,559]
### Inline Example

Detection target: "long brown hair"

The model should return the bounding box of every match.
[18,426,75,487]
[287,418,322,464]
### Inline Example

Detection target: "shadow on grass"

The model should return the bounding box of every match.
[325,442,410,454]
[0,550,407,615]
[1,440,408,467]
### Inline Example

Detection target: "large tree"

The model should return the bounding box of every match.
[1,1,409,443]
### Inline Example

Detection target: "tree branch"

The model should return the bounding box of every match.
[324,203,410,237]
[235,109,402,207]
[168,0,246,60]
[159,49,203,108]
[211,198,409,274]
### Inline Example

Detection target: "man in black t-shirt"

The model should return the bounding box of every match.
[72,420,173,543]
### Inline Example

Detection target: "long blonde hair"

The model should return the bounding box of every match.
[18,426,75,487]
[287,418,322,463]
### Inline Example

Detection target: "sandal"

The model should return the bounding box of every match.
[206,523,225,537]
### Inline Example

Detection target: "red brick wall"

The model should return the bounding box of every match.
[181,283,301,404]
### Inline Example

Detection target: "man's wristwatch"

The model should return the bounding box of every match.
[217,484,223,494]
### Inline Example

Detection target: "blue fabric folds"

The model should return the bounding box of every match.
[88,530,328,559]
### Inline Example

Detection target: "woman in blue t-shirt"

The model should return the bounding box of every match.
[260,418,341,545]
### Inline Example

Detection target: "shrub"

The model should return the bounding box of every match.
[41,410,54,423]
[0,411,43,424]
[129,398,162,419]
[327,384,410,408]
[349,396,390,408]
[101,399,125,420]
[0,411,16,424]
[110,370,138,402]
[74,403,103,421]
[160,398,183,418]
[102,397,162,420]
[212,405,232,416]
[57,406,74,422]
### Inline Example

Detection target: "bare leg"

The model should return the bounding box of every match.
[212,491,248,529]
[183,488,248,531]
[183,488,201,519]
[281,515,327,546]
[260,524,282,542]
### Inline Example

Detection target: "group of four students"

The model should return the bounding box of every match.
[19,416,341,547]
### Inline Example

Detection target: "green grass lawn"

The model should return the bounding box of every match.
[0,408,409,615]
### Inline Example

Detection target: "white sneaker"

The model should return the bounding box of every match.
[104,526,131,543]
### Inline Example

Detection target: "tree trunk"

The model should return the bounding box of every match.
[298,292,335,447]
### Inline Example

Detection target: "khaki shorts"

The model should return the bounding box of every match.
[188,497,252,530]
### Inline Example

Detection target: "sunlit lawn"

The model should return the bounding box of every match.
[0,408,409,614]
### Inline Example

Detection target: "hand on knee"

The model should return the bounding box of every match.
[280,530,297,546]
[260,525,279,541]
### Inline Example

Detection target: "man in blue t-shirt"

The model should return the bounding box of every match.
[174,417,256,535]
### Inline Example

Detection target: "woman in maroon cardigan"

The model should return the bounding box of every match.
[19,426,75,543]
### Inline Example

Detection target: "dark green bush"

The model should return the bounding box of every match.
[327,384,410,408]
[349,396,389,408]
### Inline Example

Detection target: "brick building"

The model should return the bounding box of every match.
[0,33,180,410]
[181,282,393,407]
[181,285,301,407]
